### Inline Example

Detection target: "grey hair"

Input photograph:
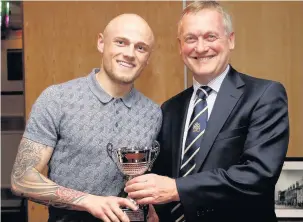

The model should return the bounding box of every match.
[177,1,233,37]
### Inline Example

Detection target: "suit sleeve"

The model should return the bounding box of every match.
[152,101,174,220]
[152,101,170,175]
[176,82,289,210]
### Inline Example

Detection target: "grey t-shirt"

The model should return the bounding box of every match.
[24,69,162,221]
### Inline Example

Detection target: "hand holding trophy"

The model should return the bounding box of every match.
[107,141,160,222]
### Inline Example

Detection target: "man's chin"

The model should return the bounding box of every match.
[191,69,216,82]
[119,80,135,85]
[108,72,137,85]
[116,76,137,85]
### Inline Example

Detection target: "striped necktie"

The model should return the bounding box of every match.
[171,86,212,222]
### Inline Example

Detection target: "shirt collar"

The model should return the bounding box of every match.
[122,87,137,108]
[193,64,230,94]
[87,68,137,108]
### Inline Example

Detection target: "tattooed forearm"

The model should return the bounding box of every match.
[11,138,88,210]
[12,138,44,179]
[25,186,87,210]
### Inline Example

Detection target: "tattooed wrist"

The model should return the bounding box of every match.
[26,186,88,209]
[11,138,88,211]
[28,197,72,209]
[56,187,88,204]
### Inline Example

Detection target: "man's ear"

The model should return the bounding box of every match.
[177,37,182,55]
[229,32,235,50]
[145,47,155,65]
[97,33,105,53]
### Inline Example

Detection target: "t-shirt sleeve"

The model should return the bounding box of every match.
[23,85,61,148]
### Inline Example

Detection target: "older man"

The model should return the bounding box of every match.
[125,2,289,222]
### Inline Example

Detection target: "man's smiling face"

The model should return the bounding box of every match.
[98,15,154,85]
[178,9,235,83]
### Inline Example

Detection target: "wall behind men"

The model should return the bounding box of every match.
[23,1,303,222]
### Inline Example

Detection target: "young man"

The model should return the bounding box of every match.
[11,14,162,222]
[125,2,289,222]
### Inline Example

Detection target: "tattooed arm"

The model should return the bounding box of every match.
[11,138,138,222]
[11,137,88,210]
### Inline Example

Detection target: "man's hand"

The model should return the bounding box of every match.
[79,195,138,222]
[147,204,159,222]
[124,174,179,205]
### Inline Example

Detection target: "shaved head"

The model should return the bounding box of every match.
[103,14,154,47]
[97,14,155,85]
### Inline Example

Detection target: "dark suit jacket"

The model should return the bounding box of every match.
[152,67,289,222]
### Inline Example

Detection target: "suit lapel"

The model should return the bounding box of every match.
[194,68,245,173]
[171,87,193,178]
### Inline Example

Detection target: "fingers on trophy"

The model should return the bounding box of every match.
[107,141,160,222]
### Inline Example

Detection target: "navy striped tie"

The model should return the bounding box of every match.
[171,86,212,222]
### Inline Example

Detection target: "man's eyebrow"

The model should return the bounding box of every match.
[204,31,219,35]
[114,37,130,42]
[136,41,149,47]
[181,33,195,41]
[183,31,219,38]
[113,37,151,49]
[182,32,197,37]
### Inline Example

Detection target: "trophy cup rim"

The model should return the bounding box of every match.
[117,146,151,153]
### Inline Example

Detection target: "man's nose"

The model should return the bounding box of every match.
[195,38,208,53]
[123,45,135,60]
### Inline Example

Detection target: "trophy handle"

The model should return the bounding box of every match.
[148,141,160,171]
[107,143,114,161]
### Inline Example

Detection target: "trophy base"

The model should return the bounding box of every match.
[122,205,148,222]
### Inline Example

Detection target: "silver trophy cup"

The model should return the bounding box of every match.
[107,141,160,222]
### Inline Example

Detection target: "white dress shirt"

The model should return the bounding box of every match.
[181,65,230,160]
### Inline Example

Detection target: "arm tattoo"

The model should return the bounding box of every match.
[12,138,43,179]
[11,138,88,210]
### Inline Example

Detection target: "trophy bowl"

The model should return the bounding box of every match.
[107,141,160,222]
